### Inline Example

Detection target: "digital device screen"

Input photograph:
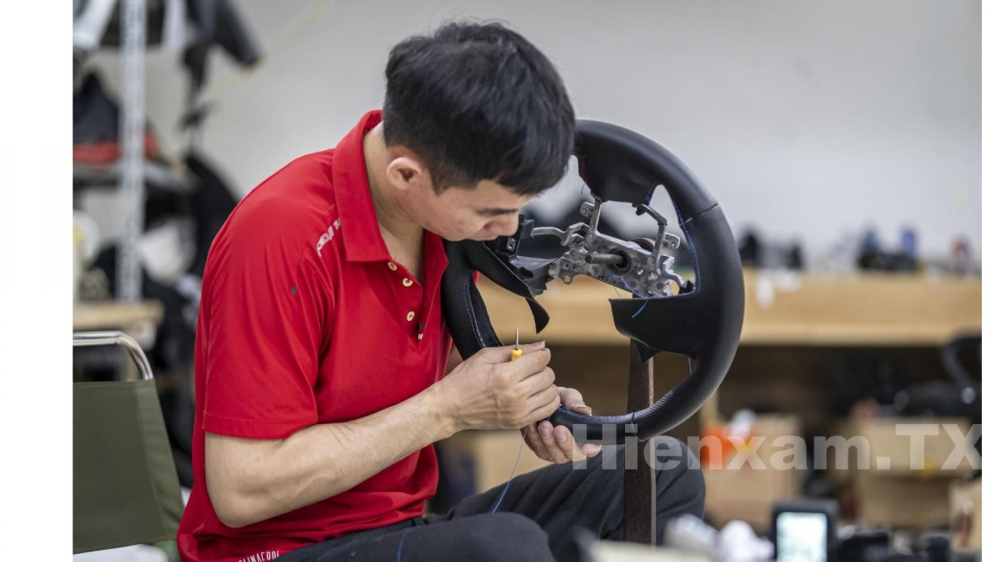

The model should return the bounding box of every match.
[776,511,828,562]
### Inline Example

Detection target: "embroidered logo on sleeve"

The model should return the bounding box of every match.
[316,219,341,256]
[238,551,282,562]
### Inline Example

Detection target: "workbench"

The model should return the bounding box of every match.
[477,269,982,348]
[448,270,983,497]
[73,300,164,332]
[475,269,981,433]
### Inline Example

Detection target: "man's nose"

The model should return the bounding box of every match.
[489,214,520,237]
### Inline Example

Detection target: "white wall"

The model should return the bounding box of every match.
[91,0,982,259]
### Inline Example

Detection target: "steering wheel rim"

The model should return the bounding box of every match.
[442,120,745,442]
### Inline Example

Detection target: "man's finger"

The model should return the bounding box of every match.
[520,367,556,397]
[507,347,552,381]
[477,345,519,364]
[553,425,583,461]
[559,387,584,405]
[538,421,569,463]
[480,341,545,364]
[523,393,562,425]
[524,385,559,416]
[523,424,550,461]
[559,387,591,415]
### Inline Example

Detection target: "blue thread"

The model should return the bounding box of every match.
[670,199,705,301]
[396,527,413,562]
[631,300,649,318]
[395,437,521,560]
[491,437,525,514]
[618,278,648,318]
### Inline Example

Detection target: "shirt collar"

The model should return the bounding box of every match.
[331,110,393,263]
[330,110,449,283]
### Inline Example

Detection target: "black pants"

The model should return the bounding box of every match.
[278,437,705,562]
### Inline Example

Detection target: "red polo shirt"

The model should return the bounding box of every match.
[177,110,453,562]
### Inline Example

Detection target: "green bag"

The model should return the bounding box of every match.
[73,333,184,553]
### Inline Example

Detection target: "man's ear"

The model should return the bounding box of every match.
[385,150,430,193]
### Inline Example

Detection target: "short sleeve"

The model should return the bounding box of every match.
[201,215,333,440]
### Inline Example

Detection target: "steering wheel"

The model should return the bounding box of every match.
[441,120,745,442]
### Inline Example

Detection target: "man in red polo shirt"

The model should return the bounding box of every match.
[178,22,704,562]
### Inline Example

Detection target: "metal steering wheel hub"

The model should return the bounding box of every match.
[441,120,745,442]
[530,198,685,297]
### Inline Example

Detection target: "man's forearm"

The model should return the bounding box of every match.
[207,384,457,528]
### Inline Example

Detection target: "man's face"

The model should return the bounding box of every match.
[407,179,537,242]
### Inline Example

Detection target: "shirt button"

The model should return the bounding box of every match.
[406,311,416,322]
[387,262,397,271]
[402,278,413,287]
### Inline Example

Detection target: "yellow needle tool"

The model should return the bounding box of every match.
[511,328,522,360]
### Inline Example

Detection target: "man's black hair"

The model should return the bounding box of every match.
[382,21,576,196]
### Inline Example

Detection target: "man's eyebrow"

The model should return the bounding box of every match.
[476,207,520,217]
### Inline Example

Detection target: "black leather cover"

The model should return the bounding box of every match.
[442,240,549,359]
[575,120,717,219]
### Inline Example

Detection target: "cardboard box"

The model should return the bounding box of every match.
[856,418,976,476]
[855,473,953,528]
[950,478,982,553]
[827,418,975,478]
[702,415,802,531]
[829,418,978,528]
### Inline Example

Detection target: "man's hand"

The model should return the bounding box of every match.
[435,342,561,432]
[523,387,602,463]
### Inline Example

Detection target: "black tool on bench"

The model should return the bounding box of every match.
[442,120,745,543]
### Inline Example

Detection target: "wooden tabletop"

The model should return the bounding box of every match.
[477,270,981,347]
[73,300,164,331]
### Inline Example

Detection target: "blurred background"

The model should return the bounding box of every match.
[72,1,982,561]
